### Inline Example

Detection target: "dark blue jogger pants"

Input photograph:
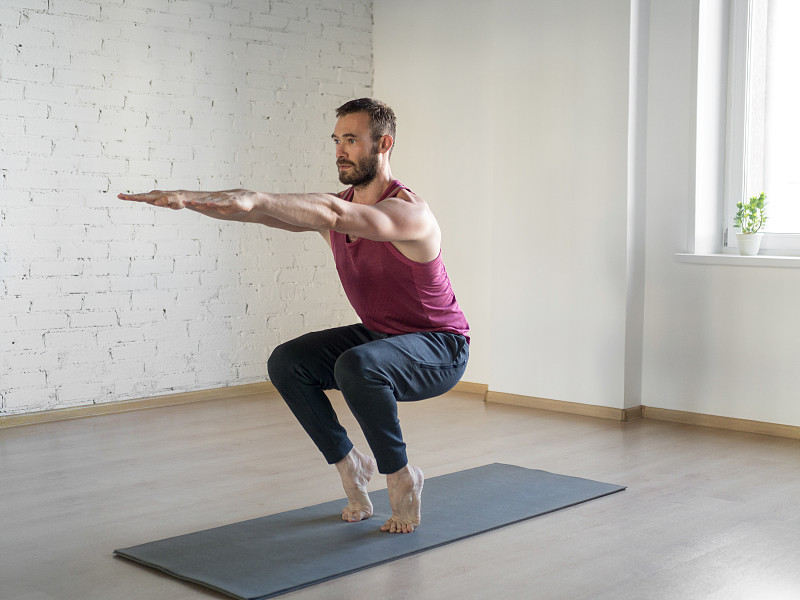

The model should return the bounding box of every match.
[267,324,469,474]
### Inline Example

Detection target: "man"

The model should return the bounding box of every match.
[119,98,470,534]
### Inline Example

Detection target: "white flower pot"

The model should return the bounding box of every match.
[736,233,763,256]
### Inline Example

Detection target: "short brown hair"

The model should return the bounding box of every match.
[336,98,396,143]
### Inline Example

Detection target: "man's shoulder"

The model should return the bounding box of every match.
[390,187,429,210]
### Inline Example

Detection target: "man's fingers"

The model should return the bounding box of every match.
[118,190,247,214]
[118,192,149,201]
[118,190,186,209]
[118,191,165,202]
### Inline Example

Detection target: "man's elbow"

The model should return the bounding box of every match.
[326,207,348,233]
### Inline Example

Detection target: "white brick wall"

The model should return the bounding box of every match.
[0,0,371,414]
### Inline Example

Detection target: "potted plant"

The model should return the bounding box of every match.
[733,192,767,256]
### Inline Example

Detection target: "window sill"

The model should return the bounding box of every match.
[675,252,800,268]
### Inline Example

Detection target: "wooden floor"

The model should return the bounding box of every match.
[2,389,800,600]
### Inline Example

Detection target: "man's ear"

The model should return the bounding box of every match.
[378,134,394,155]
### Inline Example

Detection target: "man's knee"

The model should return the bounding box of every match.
[267,340,301,384]
[333,347,381,392]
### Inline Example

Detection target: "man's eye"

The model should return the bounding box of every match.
[348,139,356,143]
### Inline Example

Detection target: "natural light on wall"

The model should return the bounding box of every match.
[763,0,800,233]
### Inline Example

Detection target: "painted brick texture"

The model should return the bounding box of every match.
[0,0,372,414]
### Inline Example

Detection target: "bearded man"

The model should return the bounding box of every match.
[119,98,470,534]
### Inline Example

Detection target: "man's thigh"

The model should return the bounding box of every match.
[344,332,469,401]
[272,324,383,389]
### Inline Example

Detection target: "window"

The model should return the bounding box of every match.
[724,0,800,254]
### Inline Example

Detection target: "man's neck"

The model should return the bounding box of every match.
[350,168,394,205]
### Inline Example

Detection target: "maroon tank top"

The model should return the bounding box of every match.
[330,180,470,342]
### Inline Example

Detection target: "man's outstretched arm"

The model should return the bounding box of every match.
[117,188,438,244]
[117,189,319,233]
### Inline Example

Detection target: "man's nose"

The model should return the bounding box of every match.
[335,144,346,159]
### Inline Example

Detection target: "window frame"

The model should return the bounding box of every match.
[723,0,800,255]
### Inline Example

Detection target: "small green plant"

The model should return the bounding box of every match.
[734,192,767,234]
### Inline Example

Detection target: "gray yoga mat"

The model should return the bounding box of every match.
[114,463,624,600]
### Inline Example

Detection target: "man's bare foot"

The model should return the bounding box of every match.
[381,465,424,534]
[335,448,376,522]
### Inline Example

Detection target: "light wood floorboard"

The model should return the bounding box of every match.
[2,390,799,600]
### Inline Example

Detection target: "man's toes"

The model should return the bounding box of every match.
[381,517,413,533]
[343,507,370,522]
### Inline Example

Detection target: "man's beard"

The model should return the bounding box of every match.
[337,152,380,187]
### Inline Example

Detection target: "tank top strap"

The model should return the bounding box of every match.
[379,180,411,201]
[338,187,355,201]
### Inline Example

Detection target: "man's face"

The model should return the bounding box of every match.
[332,112,381,187]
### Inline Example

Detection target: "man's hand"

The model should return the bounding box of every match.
[118,189,255,216]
